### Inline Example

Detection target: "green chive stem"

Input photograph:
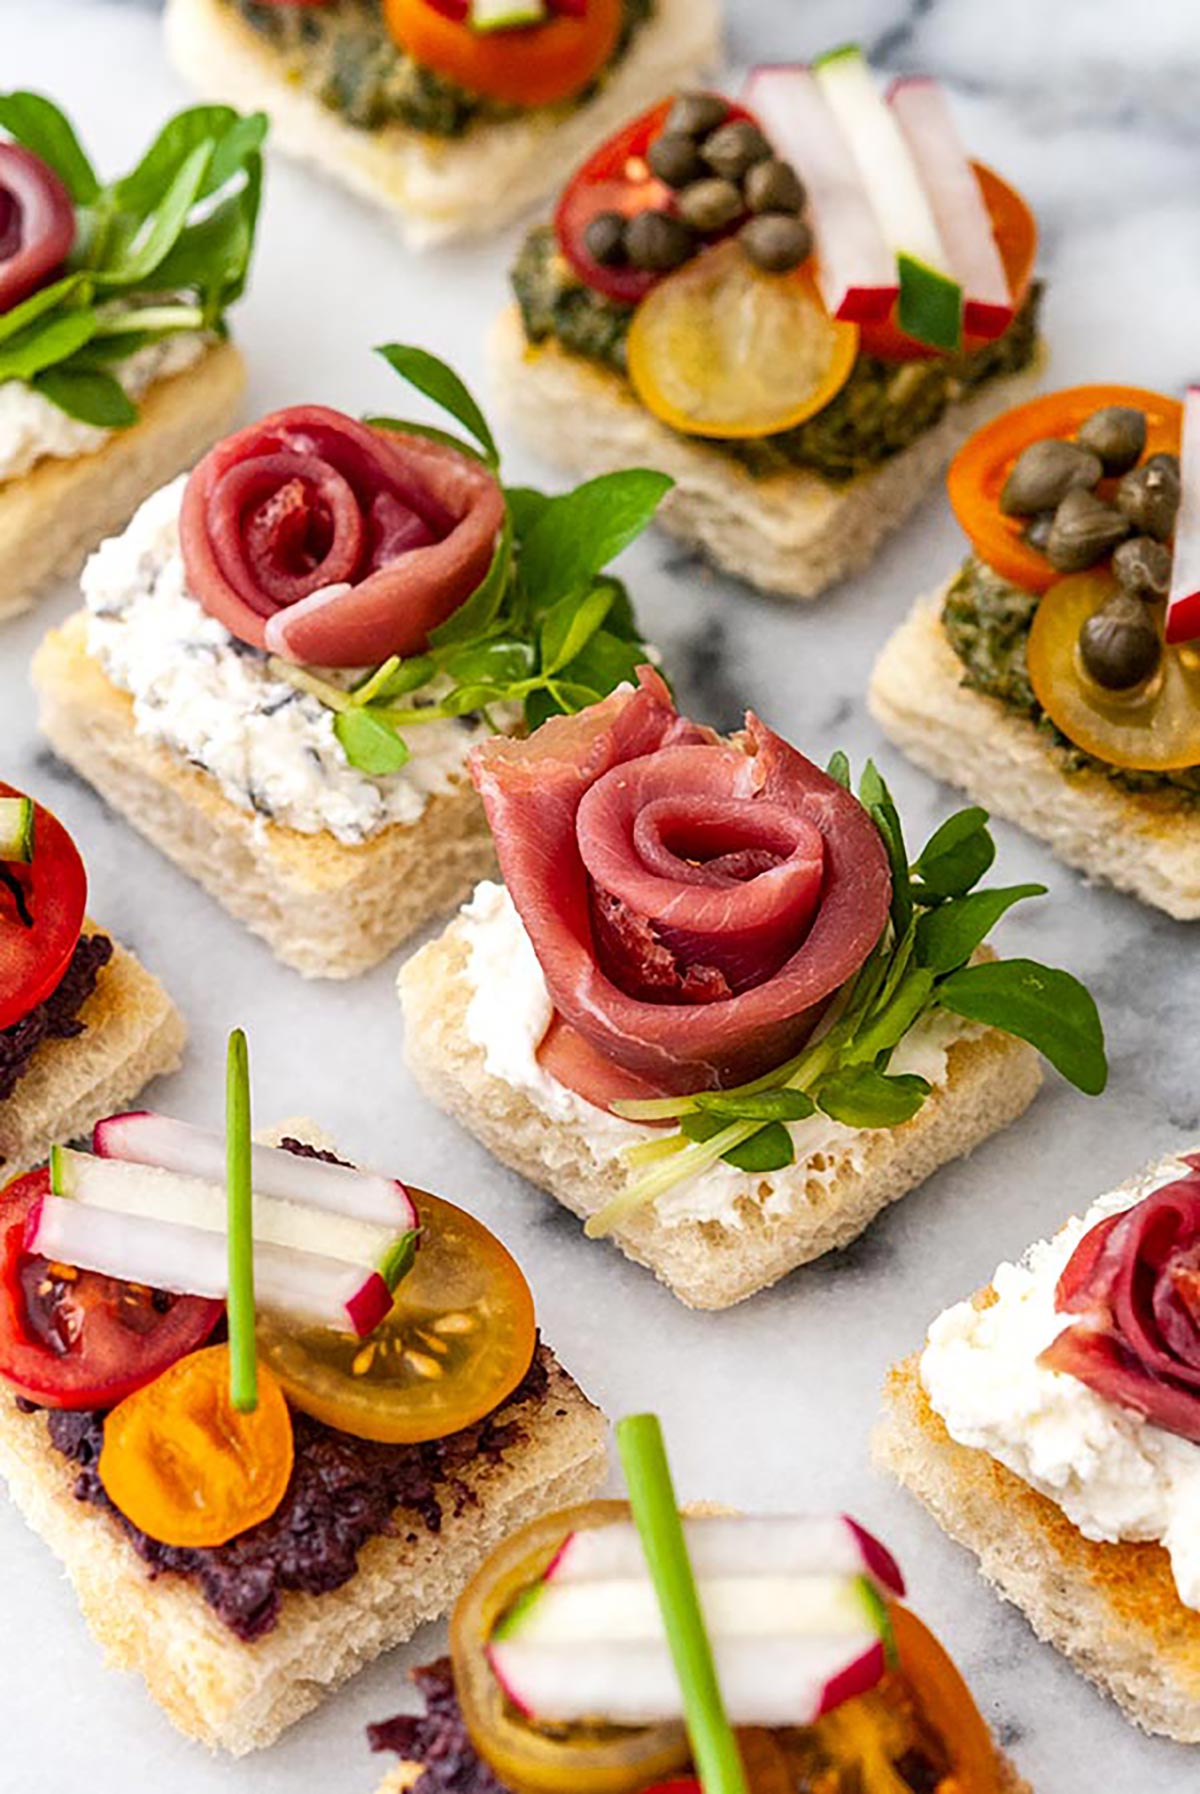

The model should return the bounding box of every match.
[616,1415,747,1794]
[226,1028,257,1414]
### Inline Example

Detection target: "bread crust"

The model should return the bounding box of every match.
[33,615,499,978]
[869,587,1200,920]
[489,306,1046,599]
[398,913,1043,1310]
[875,1345,1200,1743]
[0,930,185,1176]
[0,341,244,622]
[164,0,720,246]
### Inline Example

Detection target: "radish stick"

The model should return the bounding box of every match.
[227,1030,257,1414]
[1166,385,1200,644]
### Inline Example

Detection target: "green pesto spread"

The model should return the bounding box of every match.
[943,556,1200,801]
[233,0,653,139]
[511,224,1043,482]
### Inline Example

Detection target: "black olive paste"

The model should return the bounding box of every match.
[511,225,1043,482]
[943,556,1200,801]
[232,0,654,138]
[0,932,113,1117]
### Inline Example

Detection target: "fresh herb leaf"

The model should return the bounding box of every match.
[695,1088,816,1123]
[847,967,935,1062]
[333,709,411,775]
[0,310,96,381]
[504,485,551,537]
[32,365,136,427]
[817,1067,931,1128]
[0,274,87,346]
[0,91,99,202]
[97,140,214,286]
[935,958,1107,1095]
[441,638,535,686]
[517,470,673,613]
[916,884,1046,975]
[111,106,239,211]
[913,805,996,899]
[859,760,911,936]
[375,343,499,467]
[558,627,645,699]
[428,515,513,647]
[367,414,490,464]
[540,582,615,676]
[826,749,851,789]
[364,655,436,702]
[722,1122,795,1173]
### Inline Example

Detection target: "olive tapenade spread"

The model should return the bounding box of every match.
[511,225,1043,482]
[369,1660,505,1793]
[233,0,654,139]
[943,556,1200,800]
[0,932,112,1112]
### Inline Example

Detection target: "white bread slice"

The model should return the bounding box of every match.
[0,341,244,623]
[875,1341,1200,1744]
[32,614,499,979]
[0,930,185,1176]
[398,911,1043,1310]
[164,0,720,247]
[869,587,1200,920]
[489,305,1045,599]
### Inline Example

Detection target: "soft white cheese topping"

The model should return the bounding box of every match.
[0,332,207,484]
[456,880,980,1230]
[921,1154,1200,1609]
[83,477,505,844]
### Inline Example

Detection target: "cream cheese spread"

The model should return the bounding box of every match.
[83,477,503,845]
[456,880,981,1230]
[921,1153,1200,1610]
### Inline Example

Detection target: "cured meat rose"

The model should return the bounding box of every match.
[1042,1159,1200,1444]
[469,668,892,1105]
[180,406,505,667]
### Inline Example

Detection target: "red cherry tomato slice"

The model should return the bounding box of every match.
[0,1169,223,1410]
[0,783,87,1032]
[555,97,759,306]
[0,143,75,314]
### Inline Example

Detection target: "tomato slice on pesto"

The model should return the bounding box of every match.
[0,783,88,1031]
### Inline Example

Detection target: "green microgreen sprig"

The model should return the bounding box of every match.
[585,761,1107,1239]
[267,344,671,775]
[0,94,266,425]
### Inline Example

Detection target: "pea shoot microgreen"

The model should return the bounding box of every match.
[269,345,671,775]
[585,760,1107,1238]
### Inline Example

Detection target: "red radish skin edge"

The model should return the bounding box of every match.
[845,1516,906,1597]
[486,1644,538,1720]
[1165,384,1200,644]
[345,1271,394,1337]
[815,1637,887,1718]
[543,1533,575,1581]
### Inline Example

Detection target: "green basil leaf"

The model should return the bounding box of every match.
[334,709,411,775]
[33,365,136,427]
[859,759,911,935]
[934,957,1107,1095]
[375,343,498,466]
[429,515,513,648]
[0,310,96,381]
[517,469,672,612]
[817,1066,931,1128]
[916,884,1047,975]
[913,805,996,899]
[695,1088,816,1123]
[0,92,99,202]
[826,749,851,789]
[97,140,213,286]
[0,273,87,345]
[540,583,615,676]
[442,638,535,686]
[722,1122,795,1173]
[848,967,935,1062]
[367,415,488,464]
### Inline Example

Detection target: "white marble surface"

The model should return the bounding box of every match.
[3,2,1200,1789]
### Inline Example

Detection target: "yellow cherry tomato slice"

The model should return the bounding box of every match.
[1028,570,1200,771]
[255,1187,536,1445]
[451,1499,691,1794]
[627,239,859,440]
[98,1345,293,1548]
[889,1606,1000,1794]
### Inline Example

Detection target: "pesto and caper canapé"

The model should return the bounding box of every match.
[233,0,654,139]
[512,225,1043,482]
[942,556,1200,800]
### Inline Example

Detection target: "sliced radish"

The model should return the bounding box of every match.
[548,1516,904,1596]
[93,1112,417,1231]
[1166,385,1200,645]
[0,795,35,864]
[813,45,961,349]
[888,77,1011,340]
[27,1193,396,1337]
[503,1573,884,1643]
[744,64,897,323]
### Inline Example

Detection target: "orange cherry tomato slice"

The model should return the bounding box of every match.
[255,1187,536,1444]
[98,1345,294,1549]
[382,0,621,108]
[627,240,859,440]
[889,1606,1001,1794]
[0,781,87,1031]
[1027,569,1200,770]
[858,163,1037,363]
[948,384,1182,591]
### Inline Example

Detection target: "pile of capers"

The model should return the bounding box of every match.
[999,404,1181,692]
[583,91,812,280]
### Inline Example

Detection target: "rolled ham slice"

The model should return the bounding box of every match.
[180,406,505,668]
[469,669,892,1105]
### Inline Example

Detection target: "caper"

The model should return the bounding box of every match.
[677,177,743,234]
[701,119,772,182]
[1044,488,1131,572]
[1076,405,1147,476]
[1143,451,1181,480]
[1115,457,1180,542]
[1078,593,1163,691]
[583,210,628,268]
[739,213,813,274]
[999,438,1103,517]
[1022,511,1056,553]
[646,131,705,190]
[744,157,806,216]
[665,91,729,140]
[1112,534,1172,602]
[624,208,695,273]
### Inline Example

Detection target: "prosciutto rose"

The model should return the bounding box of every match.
[469,668,892,1107]
[180,406,505,668]
[1041,1159,1200,1444]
